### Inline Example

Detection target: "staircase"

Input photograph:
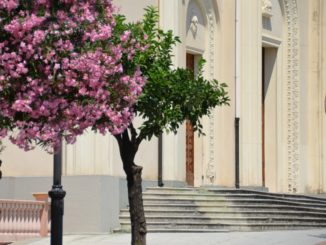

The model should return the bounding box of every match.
[118,187,326,232]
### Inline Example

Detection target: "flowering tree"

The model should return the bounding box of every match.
[0,2,146,243]
[0,0,146,152]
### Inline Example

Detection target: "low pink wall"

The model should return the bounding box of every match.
[0,194,49,243]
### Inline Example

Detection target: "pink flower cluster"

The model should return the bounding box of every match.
[0,0,146,152]
[0,1,18,12]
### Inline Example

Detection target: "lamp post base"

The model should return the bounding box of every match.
[49,185,66,245]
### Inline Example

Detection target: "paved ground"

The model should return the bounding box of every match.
[12,229,326,245]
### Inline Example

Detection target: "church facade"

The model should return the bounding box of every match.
[1,0,326,233]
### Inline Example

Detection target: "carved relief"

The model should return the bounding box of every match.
[190,15,199,36]
[186,0,205,50]
[262,0,273,17]
[283,0,300,193]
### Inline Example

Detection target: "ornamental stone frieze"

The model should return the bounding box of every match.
[206,8,216,184]
[282,0,300,193]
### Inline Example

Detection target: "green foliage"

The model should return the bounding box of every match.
[116,6,229,142]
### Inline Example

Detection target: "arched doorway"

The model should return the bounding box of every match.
[185,0,219,186]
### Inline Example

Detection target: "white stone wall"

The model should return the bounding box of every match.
[1,138,52,177]
[322,0,326,192]
[299,0,325,193]
[211,0,236,187]
[113,0,158,22]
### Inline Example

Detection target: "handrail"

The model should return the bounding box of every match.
[0,193,50,243]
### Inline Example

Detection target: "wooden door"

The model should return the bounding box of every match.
[186,53,195,186]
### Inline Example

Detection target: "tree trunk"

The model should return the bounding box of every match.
[126,164,147,245]
[115,129,147,245]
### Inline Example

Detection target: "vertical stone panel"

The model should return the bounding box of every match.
[240,0,263,187]
[264,48,278,192]
[304,0,323,193]
[214,0,236,187]
[321,0,326,192]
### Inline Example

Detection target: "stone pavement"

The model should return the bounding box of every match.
[11,229,326,245]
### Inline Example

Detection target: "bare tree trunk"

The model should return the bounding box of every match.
[115,128,147,245]
[126,164,146,245]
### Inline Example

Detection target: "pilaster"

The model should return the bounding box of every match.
[322,0,326,191]
[213,0,236,187]
[240,0,263,187]
[304,0,323,193]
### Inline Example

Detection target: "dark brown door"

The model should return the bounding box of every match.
[186,53,195,186]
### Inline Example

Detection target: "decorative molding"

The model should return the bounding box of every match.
[262,0,273,17]
[185,45,205,55]
[262,34,282,47]
[205,8,216,184]
[283,0,300,193]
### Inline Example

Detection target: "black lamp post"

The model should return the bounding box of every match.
[0,159,2,179]
[235,117,240,189]
[158,134,164,187]
[48,143,66,245]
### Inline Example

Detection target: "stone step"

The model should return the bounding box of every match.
[143,197,326,208]
[120,215,326,224]
[141,203,326,212]
[146,187,326,203]
[143,192,326,205]
[144,187,326,204]
[119,209,326,218]
[119,221,326,232]
[207,190,326,203]
[118,187,326,232]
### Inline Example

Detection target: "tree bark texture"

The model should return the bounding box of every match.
[127,164,146,245]
[115,128,147,245]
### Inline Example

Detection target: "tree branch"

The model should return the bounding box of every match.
[136,134,144,147]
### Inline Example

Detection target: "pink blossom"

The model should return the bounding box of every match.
[12,99,32,113]
[120,30,131,42]
[32,30,46,45]
[0,0,19,11]
[16,63,28,74]
[0,0,147,152]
